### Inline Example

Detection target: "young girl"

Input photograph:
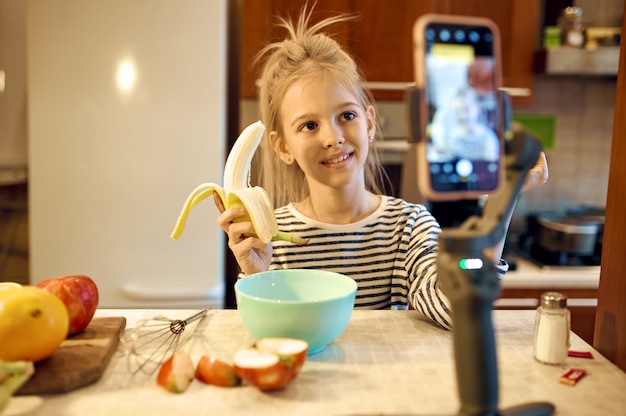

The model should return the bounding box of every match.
[218,8,547,329]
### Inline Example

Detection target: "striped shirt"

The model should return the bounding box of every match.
[270,196,506,330]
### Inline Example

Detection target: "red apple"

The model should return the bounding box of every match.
[233,338,308,391]
[195,355,241,387]
[37,275,99,335]
[157,350,195,393]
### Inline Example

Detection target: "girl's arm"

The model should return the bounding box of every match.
[405,209,453,329]
[406,208,508,330]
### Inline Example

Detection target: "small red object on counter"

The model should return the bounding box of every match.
[559,368,587,386]
[568,350,594,359]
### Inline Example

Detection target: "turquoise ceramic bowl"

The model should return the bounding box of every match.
[234,269,357,354]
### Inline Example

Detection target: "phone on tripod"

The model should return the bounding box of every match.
[413,14,504,202]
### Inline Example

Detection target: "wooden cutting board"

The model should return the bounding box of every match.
[16,316,126,395]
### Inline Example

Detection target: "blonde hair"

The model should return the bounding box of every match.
[254,6,388,208]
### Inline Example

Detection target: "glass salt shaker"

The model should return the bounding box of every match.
[534,292,571,365]
[558,6,586,48]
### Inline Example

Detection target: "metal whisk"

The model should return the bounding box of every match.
[123,309,209,375]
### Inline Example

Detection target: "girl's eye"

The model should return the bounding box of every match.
[300,121,317,132]
[341,112,356,121]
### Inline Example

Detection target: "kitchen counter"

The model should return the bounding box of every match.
[500,254,600,290]
[5,309,626,416]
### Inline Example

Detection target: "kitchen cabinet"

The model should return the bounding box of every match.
[239,0,539,105]
[448,0,539,106]
[335,0,449,101]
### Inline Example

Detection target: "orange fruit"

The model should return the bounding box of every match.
[0,285,70,361]
[0,282,22,292]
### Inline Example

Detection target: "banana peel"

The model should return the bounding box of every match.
[171,121,308,245]
[0,360,34,413]
[171,182,307,245]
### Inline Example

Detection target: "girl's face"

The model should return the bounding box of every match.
[454,93,480,126]
[271,74,375,192]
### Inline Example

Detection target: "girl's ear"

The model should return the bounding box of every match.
[269,131,294,165]
[366,105,377,139]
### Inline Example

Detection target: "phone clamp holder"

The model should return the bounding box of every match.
[402,86,517,226]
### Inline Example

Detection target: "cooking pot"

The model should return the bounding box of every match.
[536,216,599,256]
[567,205,605,256]
[567,205,606,223]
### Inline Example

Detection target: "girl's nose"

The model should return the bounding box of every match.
[323,125,345,148]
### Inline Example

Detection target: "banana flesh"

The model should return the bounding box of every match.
[171,121,308,245]
[0,360,34,412]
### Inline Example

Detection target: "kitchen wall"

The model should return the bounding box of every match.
[0,1,230,310]
[0,0,28,283]
[512,75,614,219]
[575,0,624,27]
[26,0,229,309]
[0,0,27,174]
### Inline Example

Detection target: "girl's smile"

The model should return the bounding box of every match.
[321,151,353,167]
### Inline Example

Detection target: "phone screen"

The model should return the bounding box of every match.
[423,22,501,195]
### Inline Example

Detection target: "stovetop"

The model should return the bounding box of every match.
[511,207,605,270]
[512,238,602,269]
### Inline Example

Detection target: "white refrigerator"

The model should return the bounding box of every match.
[27,0,228,308]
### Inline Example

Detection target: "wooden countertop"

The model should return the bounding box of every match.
[5,309,625,416]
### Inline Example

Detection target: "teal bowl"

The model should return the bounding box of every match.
[234,269,357,354]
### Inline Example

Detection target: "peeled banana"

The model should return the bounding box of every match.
[171,121,307,245]
[0,360,34,412]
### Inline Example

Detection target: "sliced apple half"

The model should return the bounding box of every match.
[195,355,241,387]
[157,350,195,393]
[233,338,308,391]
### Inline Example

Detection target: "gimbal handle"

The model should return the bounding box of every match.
[435,103,554,415]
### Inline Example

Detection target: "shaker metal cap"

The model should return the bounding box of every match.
[563,6,583,17]
[540,291,568,309]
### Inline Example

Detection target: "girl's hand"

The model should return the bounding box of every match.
[216,207,272,275]
[521,151,548,193]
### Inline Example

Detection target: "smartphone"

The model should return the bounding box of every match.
[413,14,504,202]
